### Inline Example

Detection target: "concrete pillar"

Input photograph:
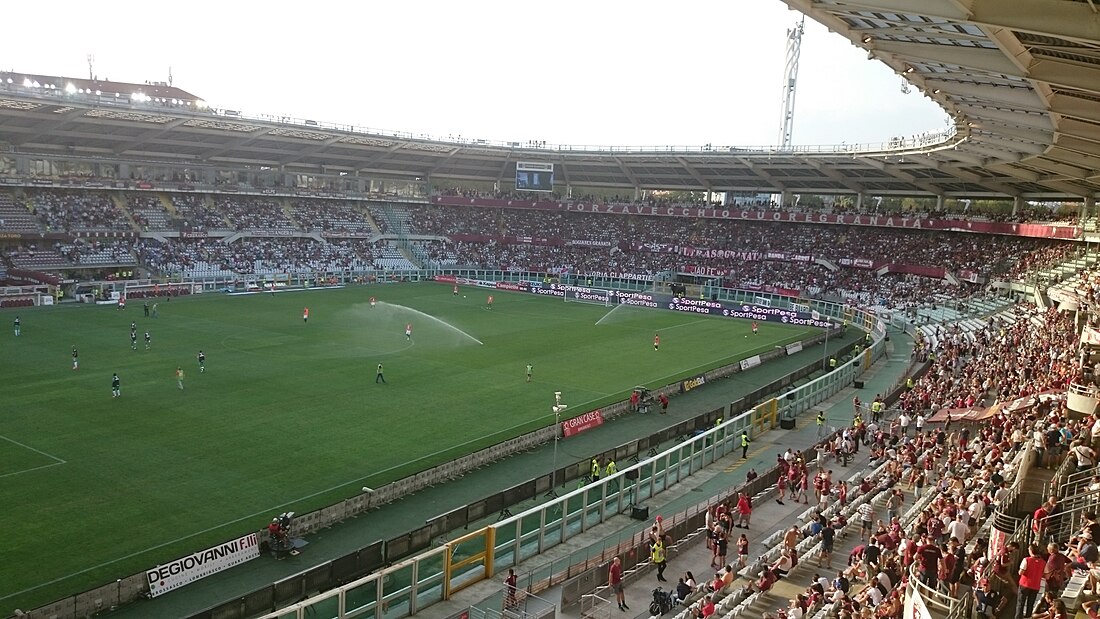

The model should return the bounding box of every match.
[855,193,864,212]
[1085,195,1095,220]
[781,190,793,208]
[633,186,641,201]
[936,194,944,211]
[1012,195,1023,216]
[566,184,573,199]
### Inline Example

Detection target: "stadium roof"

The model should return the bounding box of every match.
[0,1,1096,200]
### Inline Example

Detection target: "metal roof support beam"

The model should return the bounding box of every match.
[1051,93,1100,126]
[814,0,1100,46]
[198,127,275,161]
[906,157,1017,195]
[926,80,1046,111]
[17,108,95,145]
[805,159,865,194]
[611,157,643,190]
[675,157,712,191]
[736,157,788,193]
[278,136,344,165]
[110,118,190,155]
[861,158,940,195]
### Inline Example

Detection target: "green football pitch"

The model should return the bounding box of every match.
[0,282,815,610]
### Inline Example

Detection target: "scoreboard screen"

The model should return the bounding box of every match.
[515,162,554,192]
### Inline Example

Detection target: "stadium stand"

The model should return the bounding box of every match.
[290,199,375,234]
[0,192,41,233]
[127,194,173,231]
[57,240,137,267]
[215,196,299,232]
[171,194,225,230]
[26,189,132,232]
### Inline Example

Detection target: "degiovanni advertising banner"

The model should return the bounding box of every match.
[146,533,260,597]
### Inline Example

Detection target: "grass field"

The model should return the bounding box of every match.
[0,282,815,611]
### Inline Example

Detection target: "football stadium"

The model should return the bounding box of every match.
[2,2,1100,619]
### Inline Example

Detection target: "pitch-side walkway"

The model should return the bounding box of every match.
[107,329,887,618]
[430,332,914,619]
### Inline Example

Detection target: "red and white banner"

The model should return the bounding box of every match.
[146,533,260,597]
[561,409,605,437]
[1083,326,1100,346]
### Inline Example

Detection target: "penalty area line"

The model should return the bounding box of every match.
[0,461,65,480]
[0,433,66,464]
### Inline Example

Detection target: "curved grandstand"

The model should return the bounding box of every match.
[0,3,1098,619]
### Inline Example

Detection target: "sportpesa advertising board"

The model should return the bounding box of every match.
[434,276,833,329]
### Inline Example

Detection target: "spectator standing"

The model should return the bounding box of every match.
[651,537,668,582]
[1016,544,1046,619]
[609,556,627,611]
[504,568,517,610]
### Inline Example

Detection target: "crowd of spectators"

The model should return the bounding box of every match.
[290,200,375,234]
[27,189,131,232]
[397,204,1073,295]
[57,240,137,266]
[128,194,172,231]
[0,190,1082,299]
[171,194,224,230]
[901,305,1077,414]
[214,197,297,232]
[132,237,388,276]
[706,298,1093,619]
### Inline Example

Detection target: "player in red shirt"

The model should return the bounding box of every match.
[453,284,459,296]
[486,295,494,310]
[752,321,759,335]
[405,323,412,341]
[654,333,660,351]
[370,296,376,308]
[303,307,309,323]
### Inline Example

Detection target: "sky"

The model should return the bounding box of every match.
[0,1,948,148]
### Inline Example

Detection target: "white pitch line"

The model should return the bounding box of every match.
[657,318,711,332]
[0,433,66,464]
[0,461,65,480]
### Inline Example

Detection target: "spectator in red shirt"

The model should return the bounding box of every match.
[736,492,752,529]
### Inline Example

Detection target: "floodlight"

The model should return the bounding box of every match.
[64,83,76,94]
[22,78,31,88]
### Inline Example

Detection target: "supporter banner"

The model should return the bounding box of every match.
[432,196,1081,239]
[784,342,803,355]
[180,231,209,239]
[566,239,613,247]
[885,264,946,278]
[681,374,706,393]
[904,589,933,619]
[957,269,984,284]
[135,181,154,190]
[147,533,260,597]
[561,409,604,437]
[739,355,762,371]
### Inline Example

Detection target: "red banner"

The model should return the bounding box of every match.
[561,409,605,437]
[432,196,1080,240]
